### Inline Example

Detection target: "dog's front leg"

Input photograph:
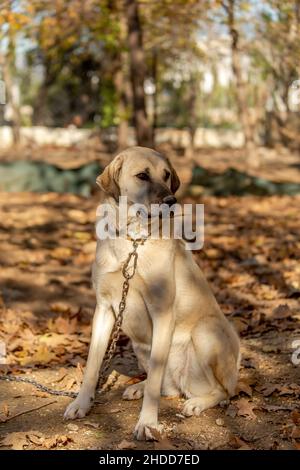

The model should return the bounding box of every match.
[134,311,174,440]
[64,300,114,419]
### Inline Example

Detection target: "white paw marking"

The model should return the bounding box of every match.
[123,382,144,400]
[63,394,93,420]
[182,397,206,417]
[134,420,163,441]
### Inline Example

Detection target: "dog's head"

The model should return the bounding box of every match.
[97,146,180,210]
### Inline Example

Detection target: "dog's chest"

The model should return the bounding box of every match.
[95,238,175,279]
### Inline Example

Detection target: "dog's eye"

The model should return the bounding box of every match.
[136,172,150,181]
[164,171,170,181]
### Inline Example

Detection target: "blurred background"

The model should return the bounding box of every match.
[0,0,300,195]
[0,0,300,451]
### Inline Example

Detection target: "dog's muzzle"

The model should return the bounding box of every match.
[162,195,177,206]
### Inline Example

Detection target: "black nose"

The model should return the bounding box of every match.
[163,195,177,206]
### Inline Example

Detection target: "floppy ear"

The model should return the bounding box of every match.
[167,158,180,194]
[96,154,123,199]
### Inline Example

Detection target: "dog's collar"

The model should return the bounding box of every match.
[126,234,147,243]
[113,227,147,243]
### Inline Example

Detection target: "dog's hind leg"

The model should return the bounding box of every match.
[183,389,227,416]
[181,323,239,417]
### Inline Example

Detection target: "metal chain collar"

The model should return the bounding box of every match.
[0,238,146,399]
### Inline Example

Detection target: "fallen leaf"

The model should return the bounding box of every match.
[117,440,137,450]
[48,316,78,335]
[256,383,280,397]
[75,362,84,385]
[61,376,77,391]
[67,209,88,224]
[1,432,28,450]
[232,318,249,334]
[241,357,256,369]
[27,432,44,446]
[154,437,176,450]
[39,333,70,348]
[272,304,292,319]
[262,344,279,353]
[50,303,72,314]
[291,410,300,426]
[226,404,237,418]
[49,367,69,384]
[51,247,72,260]
[236,380,253,397]
[262,404,294,412]
[125,373,146,385]
[291,427,300,439]
[22,344,56,365]
[1,402,9,418]
[228,434,252,450]
[43,434,73,449]
[279,384,300,396]
[236,398,257,420]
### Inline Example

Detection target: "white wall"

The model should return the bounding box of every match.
[0,126,244,149]
[0,126,93,148]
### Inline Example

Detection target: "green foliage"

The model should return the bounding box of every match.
[0,0,299,142]
[100,80,118,128]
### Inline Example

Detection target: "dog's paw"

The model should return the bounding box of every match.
[134,420,163,441]
[182,397,205,417]
[123,381,145,400]
[64,395,93,420]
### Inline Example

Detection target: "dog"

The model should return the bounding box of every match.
[64,146,240,440]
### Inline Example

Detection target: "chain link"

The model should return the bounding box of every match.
[0,238,146,398]
[0,374,78,398]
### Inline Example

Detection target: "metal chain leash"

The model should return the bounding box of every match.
[0,238,146,399]
[96,237,145,392]
[0,373,78,398]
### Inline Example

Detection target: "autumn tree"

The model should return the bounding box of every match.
[29,0,106,126]
[0,0,29,144]
[254,0,300,149]
[4,0,207,150]
[125,0,152,147]
[138,0,207,149]
[216,0,256,163]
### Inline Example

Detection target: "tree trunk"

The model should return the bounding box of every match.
[151,49,158,147]
[114,51,130,151]
[223,0,256,165]
[33,82,48,125]
[185,75,197,160]
[2,52,21,146]
[0,54,5,125]
[125,0,153,147]
[33,58,54,125]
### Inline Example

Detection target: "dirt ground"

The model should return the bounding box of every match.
[0,188,300,450]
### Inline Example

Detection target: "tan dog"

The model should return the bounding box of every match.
[64,147,240,440]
